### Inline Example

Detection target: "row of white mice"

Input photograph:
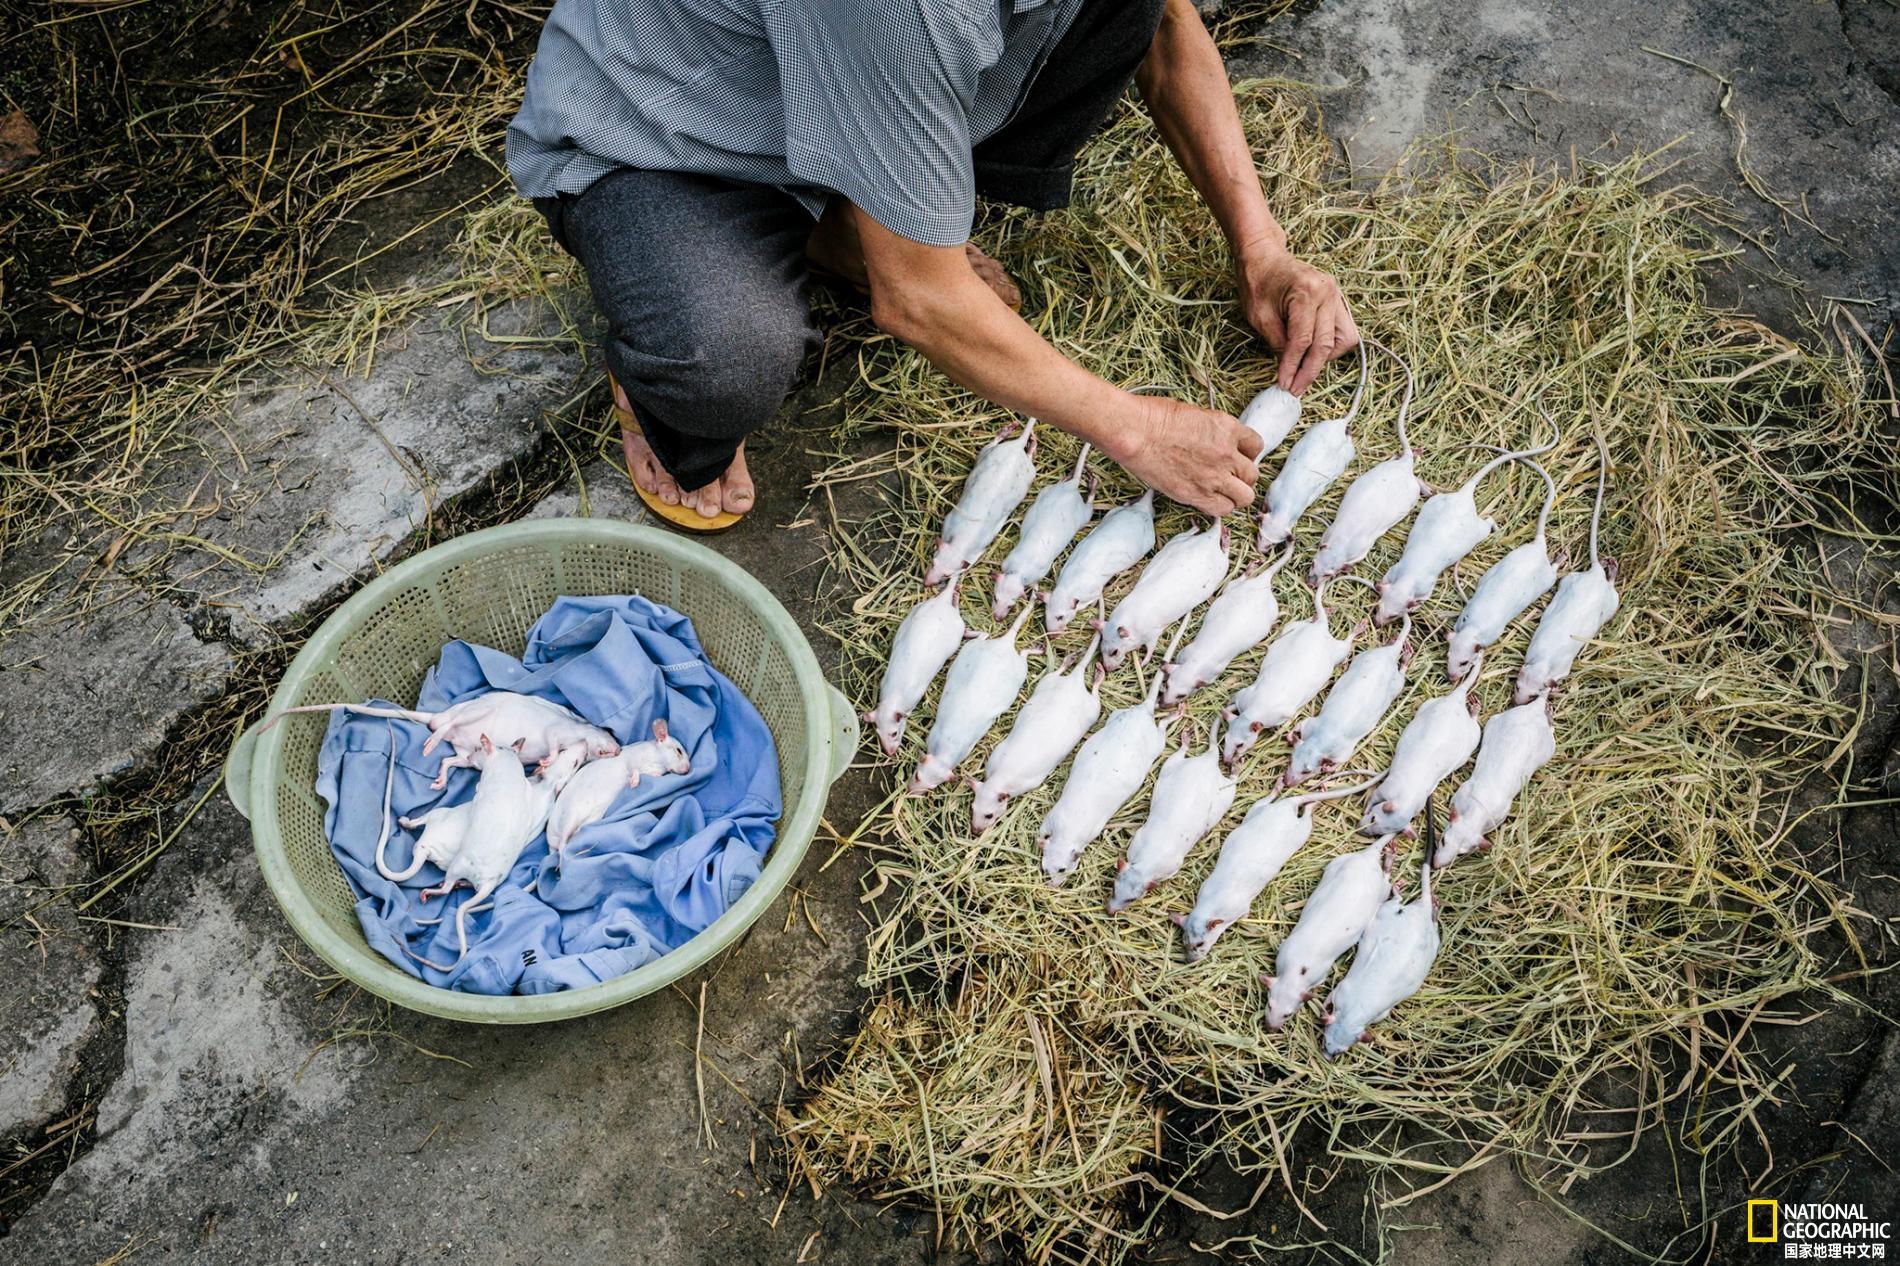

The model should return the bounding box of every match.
[867,341,1622,1054]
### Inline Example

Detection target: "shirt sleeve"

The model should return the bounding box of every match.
[763,0,1001,247]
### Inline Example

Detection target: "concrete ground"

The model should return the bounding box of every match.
[1,1,1893,1262]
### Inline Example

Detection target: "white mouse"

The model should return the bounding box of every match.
[1358,655,1484,838]
[1044,489,1156,634]
[1374,416,1560,624]
[263,691,620,790]
[1037,631,1181,887]
[1309,339,1425,584]
[545,720,693,857]
[1257,346,1370,546]
[969,637,1104,835]
[1099,520,1230,672]
[1446,457,1562,681]
[1106,721,1238,914]
[1515,431,1620,703]
[1434,695,1557,867]
[909,604,1034,793]
[993,444,1094,619]
[1161,543,1293,706]
[1174,771,1379,963]
[925,420,1037,586]
[408,738,585,969]
[868,580,969,756]
[1238,385,1301,461]
[1283,614,1411,788]
[1321,854,1441,1057]
[1219,577,1359,768]
[1262,832,1398,1030]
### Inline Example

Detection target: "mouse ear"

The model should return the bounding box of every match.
[652,718,669,742]
[512,736,527,752]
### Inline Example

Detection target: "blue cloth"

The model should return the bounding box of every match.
[313,595,781,995]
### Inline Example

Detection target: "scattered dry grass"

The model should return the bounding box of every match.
[784,84,1898,1261]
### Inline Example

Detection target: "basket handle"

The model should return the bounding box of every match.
[824,685,859,786]
[224,720,264,821]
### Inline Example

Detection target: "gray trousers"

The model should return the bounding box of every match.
[537,0,1166,491]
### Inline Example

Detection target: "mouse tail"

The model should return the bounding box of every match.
[1334,339,1373,428]
[1466,407,1561,492]
[1588,421,1610,571]
[257,702,433,734]
[1522,457,1559,539]
[1070,441,1093,484]
[1296,768,1384,808]
[1358,336,1414,453]
[370,723,407,883]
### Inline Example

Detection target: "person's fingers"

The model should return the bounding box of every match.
[1292,303,1337,395]
[1224,473,1257,511]
[1279,293,1316,391]
[1231,448,1258,486]
[1233,418,1265,462]
[1335,301,1362,354]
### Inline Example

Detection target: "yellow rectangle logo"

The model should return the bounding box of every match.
[1747,1199,1777,1243]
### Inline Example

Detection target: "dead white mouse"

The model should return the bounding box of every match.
[1358,656,1483,838]
[968,637,1104,835]
[407,737,585,969]
[1309,340,1424,585]
[1037,630,1180,886]
[1220,577,1359,768]
[1374,418,1560,624]
[868,579,969,756]
[1044,489,1157,635]
[909,604,1034,794]
[1434,695,1556,867]
[1258,346,1371,545]
[993,444,1095,619]
[263,691,621,789]
[1160,543,1294,706]
[1283,614,1412,788]
[1446,457,1563,681]
[1106,721,1237,914]
[1238,385,1301,462]
[1099,520,1231,672]
[1514,429,1620,703]
[1174,770,1379,963]
[925,419,1038,587]
[1262,832,1399,1030]
[1321,854,1441,1058]
[545,720,693,857]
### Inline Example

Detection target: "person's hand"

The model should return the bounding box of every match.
[1108,393,1263,516]
[1236,241,1360,395]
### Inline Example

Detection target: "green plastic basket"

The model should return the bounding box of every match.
[223,518,857,1024]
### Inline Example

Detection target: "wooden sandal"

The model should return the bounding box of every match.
[607,373,746,533]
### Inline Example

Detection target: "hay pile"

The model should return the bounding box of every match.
[785,85,1896,1260]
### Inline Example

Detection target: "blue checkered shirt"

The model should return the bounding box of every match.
[506,0,1081,246]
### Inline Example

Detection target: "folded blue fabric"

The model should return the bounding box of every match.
[313,595,781,994]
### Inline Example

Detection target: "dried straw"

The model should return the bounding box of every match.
[784,83,1898,1260]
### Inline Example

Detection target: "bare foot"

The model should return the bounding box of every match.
[805,204,1020,309]
[615,378,755,519]
[962,242,1020,310]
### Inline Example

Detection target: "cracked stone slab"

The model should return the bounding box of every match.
[0,589,231,814]
[0,816,103,1140]
[144,288,594,645]
[1242,0,1900,337]
[521,458,650,525]
[0,768,915,1265]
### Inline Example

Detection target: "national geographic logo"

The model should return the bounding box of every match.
[1746,1199,1892,1259]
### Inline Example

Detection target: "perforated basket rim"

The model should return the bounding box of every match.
[238,518,845,1024]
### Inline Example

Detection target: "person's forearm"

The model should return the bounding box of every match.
[1134,0,1287,258]
[870,266,1146,463]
